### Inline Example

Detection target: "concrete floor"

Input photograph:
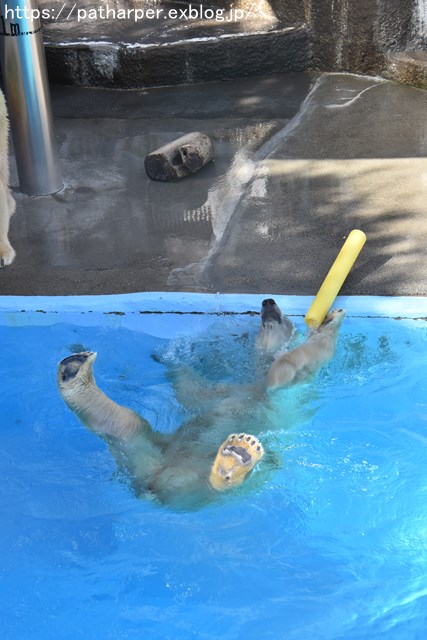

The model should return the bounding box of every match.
[2,71,427,297]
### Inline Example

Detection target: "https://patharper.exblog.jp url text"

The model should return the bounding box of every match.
[1,2,270,24]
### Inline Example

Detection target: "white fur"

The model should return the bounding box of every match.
[256,300,294,354]
[0,90,16,267]
[57,307,346,506]
[256,319,294,354]
[268,309,346,388]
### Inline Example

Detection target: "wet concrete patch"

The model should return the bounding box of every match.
[2,73,313,295]
[3,72,427,297]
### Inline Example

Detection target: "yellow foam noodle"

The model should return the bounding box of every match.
[304,229,366,329]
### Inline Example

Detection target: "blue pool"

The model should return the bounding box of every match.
[1,293,427,640]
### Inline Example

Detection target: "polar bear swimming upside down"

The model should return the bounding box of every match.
[57,303,346,508]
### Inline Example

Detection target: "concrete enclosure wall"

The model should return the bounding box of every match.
[270,0,425,75]
[39,0,427,87]
[217,0,427,86]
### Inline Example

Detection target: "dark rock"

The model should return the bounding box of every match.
[144,132,214,181]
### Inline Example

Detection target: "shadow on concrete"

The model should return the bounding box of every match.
[198,74,427,297]
[205,160,427,296]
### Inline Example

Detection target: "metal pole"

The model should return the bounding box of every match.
[0,0,62,195]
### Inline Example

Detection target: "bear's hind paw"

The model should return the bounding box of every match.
[209,433,264,491]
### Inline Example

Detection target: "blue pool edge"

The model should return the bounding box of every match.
[0,292,427,318]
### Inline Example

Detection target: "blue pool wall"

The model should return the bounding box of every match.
[1,293,426,332]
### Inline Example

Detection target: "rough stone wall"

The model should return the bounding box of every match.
[269,0,422,75]
[39,0,427,87]
[183,0,426,77]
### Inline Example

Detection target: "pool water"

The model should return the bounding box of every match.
[1,294,427,640]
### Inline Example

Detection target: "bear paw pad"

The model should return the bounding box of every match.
[209,433,264,491]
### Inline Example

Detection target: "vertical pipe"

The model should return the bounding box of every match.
[0,0,62,195]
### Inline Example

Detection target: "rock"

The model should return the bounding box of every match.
[144,132,214,181]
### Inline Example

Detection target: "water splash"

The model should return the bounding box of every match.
[167,150,256,288]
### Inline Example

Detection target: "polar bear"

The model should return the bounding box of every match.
[57,302,345,508]
[0,89,16,267]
